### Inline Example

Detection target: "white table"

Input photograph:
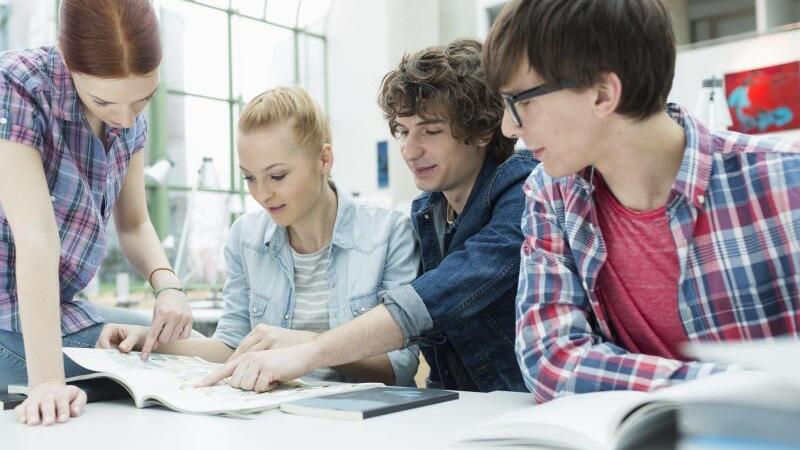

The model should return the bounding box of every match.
[2,390,533,450]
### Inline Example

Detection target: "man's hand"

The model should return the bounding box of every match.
[197,343,319,392]
[96,324,150,354]
[142,290,192,359]
[15,381,86,426]
[228,324,316,361]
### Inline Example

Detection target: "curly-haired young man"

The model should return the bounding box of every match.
[200,39,536,392]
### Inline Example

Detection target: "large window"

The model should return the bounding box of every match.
[0,0,331,301]
[155,0,331,291]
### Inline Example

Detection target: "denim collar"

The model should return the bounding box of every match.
[414,152,499,220]
[262,182,355,253]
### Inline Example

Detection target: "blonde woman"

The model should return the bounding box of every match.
[100,87,420,388]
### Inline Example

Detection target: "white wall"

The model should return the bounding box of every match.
[326,0,479,209]
[671,27,800,140]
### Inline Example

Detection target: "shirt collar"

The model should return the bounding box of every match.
[49,48,84,123]
[667,103,714,209]
[574,103,712,210]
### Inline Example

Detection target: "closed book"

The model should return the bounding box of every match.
[1,392,27,410]
[280,386,459,420]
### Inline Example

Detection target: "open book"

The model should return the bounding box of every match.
[9,348,380,417]
[455,371,800,450]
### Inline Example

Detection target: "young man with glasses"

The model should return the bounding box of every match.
[198,39,536,393]
[483,0,800,403]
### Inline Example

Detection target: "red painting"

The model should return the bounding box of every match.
[725,61,800,134]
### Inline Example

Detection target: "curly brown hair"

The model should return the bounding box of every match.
[378,38,516,162]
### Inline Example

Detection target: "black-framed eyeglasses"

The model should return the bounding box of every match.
[501,81,577,128]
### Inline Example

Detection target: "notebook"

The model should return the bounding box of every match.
[280,386,459,420]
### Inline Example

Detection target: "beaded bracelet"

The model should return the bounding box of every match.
[153,286,187,298]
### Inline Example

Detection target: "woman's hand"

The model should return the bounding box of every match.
[142,289,193,359]
[15,381,86,426]
[96,323,151,354]
[228,324,317,361]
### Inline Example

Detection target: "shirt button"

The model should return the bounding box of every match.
[360,307,366,312]
[424,214,430,220]
[284,314,289,320]
[697,194,705,205]
[251,306,258,313]
[0,117,7,125]
[50,195,56,202]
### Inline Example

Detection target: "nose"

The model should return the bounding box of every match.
[257,181,274,205]
[117,106,136,128]
[401,135,424,162]
[501,109,520,139]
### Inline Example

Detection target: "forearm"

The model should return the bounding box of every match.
[310,305,404,372]
[117,220,178,288]
[334,354,395,385]
[519,302,729,402]
[17,238,65,386]
[156,337,234,363]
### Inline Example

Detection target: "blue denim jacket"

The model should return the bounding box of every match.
[213,188,420,386]
[382,151,536,392]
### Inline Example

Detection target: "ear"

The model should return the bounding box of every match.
[475,133,492,148]
[592,71,622,119]
[319,144,334,175]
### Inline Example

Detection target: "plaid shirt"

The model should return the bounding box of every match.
[0,47,147,335]
[517,104,800,403]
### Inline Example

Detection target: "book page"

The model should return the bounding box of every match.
[63,348,378,415]
[455,390,650,450]
[684,339,800,385]
[650,369,800,410]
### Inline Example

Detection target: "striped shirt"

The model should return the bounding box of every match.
[517,103,800,403]
[0,47,147,334]
[290,245,337,381]
[290,245,331,334]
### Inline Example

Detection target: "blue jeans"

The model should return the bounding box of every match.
[0,323,104,394]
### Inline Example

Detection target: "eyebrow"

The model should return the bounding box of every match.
[415,119,445,126]
[239,163,287,173]
[89,86,160,104]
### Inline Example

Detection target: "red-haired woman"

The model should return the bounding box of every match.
[0,0,192,426]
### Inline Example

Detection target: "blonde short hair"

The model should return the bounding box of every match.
[238,86,331,153]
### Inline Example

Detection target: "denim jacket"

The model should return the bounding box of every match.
[213,188,420,386]
[382,151,536,392]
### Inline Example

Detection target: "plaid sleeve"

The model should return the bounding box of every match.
[0,73,45,154]
[515,170,730,404]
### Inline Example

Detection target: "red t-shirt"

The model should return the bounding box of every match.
[594,175,688,360]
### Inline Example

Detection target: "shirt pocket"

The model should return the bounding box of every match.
[248,292,270,327]
[348,288,379,317]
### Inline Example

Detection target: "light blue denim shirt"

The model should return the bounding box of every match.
[213,187,421,386]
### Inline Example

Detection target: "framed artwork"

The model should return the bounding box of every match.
[725,61,800,134]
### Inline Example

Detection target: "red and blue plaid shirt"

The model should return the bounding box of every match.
[517,104,800,403]
[0,47,147,335]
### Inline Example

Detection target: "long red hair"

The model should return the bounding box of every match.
[59,0,162,77]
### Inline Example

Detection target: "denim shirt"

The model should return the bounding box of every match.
[381,151,537,392]
[213,188,420,386]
